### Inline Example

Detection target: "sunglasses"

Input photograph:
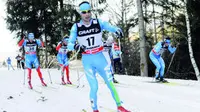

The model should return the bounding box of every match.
[165,42,170,44]
[81,10,91,14]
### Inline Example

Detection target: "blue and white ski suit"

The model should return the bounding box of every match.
[21,39,43,69]
[68,18,122,110]
[56,41,69,67]
[149,42,176,79]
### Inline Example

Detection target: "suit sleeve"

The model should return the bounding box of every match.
[18,38,25,47]
[98,19,119,33]
[168,44,176,53]
[56,42,62,51]
[68,24,78,51]
[36,39,44,47]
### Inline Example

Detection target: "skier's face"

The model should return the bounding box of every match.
[29,39,33,42]
[81,10,91,22]
[63,41,67,46]
[165,42,169,47]
[28,35,34,42]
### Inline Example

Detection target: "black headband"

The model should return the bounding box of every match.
[79,1,90,6]
[165,37,171,40]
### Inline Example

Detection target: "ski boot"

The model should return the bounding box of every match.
[41,79,47,86]
[61,77,66,85]
[155,77,160,82]
[117,106,131,112]
[67,80,72,84]
[93,110,99,112]
[113,78,119,83]
[28,81,33,89]
[160,78,168,83]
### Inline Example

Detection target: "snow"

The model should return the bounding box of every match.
[0,66,200,112]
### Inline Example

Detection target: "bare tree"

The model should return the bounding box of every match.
[184,0,200,80]
[136,0,148,77]
[152,0,157,44]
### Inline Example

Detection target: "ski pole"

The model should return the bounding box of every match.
[46,56,55,84]
[118,38,128,75]
[61,65,65,78]
[76,68,80,88]
[164,45,179,76]
[61,47,80,67]
[118,38,122,63]
[60,48,80,76]
[23,68,26,85]
[77,71,84,82]
[74,51,80,88]
[47,68,53,84]
[68,47,80,62]
[77,71,85,88]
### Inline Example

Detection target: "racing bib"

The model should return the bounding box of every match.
[24,40,37,53]
[58,45,68,54]
[76,19,103,50]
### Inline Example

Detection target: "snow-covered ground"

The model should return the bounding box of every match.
[0,65,200,112]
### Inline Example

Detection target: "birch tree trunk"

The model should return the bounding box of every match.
[184,0,200,80]
[136,0,148,77]
[144,0,147,34]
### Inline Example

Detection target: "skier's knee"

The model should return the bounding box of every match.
[161,64,165,69]
[156,64,161,71]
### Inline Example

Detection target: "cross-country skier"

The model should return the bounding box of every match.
[6,57,15,70]
[103,36,119,83]
[149,37,176,82]
[56,35,72,85]
[112,42,123,74]
[15,54,22,69]
[18,33,47,89]
[20,56,25,69]
[67,1,130,112]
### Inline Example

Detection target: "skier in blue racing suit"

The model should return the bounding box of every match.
[67,1,130,112]
[149,37,176,82]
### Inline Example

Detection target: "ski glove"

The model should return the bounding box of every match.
[74,44,86,53]
[115,29,123,38]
